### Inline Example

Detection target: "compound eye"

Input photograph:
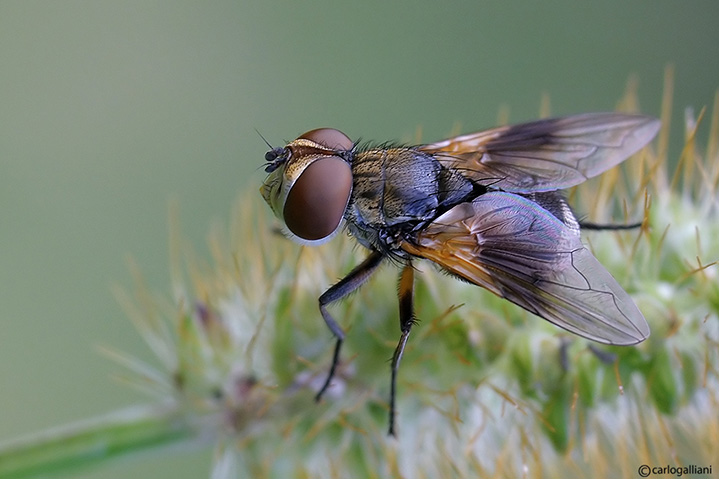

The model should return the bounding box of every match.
[298,128,353,150]
[283,155,352,241]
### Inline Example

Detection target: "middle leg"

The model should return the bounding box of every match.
[388,261,416,436]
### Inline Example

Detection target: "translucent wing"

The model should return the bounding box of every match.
[401,192,649,344]
[420,113,660,193]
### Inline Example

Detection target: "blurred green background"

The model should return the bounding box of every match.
[1,1,718,477]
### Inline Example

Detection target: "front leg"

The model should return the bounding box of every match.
[316,250,384,401]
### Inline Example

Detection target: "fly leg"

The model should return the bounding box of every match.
[316,250,384,402]
[388,262,416,436]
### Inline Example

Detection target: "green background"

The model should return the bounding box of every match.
[1,1,718,477]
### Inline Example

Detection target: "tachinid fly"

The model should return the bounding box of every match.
[260,113,660,436]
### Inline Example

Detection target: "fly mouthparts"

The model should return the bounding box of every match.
[264,147,290,172]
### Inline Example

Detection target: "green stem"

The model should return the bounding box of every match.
[0,402,200,478]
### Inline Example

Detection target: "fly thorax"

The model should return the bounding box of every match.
[350,148,444,226]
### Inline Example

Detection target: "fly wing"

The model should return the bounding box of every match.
[420,113,660,193]
[401,192,649,344]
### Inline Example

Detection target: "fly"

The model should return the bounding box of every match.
[259,113,660,436]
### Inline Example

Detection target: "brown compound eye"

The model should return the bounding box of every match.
[283,155,352,241]
[298,128,353,150]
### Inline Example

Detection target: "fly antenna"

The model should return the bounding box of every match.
[255,128,274,149]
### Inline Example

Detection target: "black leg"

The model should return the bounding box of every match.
[315,250,384,402]
[388,262,416,436]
